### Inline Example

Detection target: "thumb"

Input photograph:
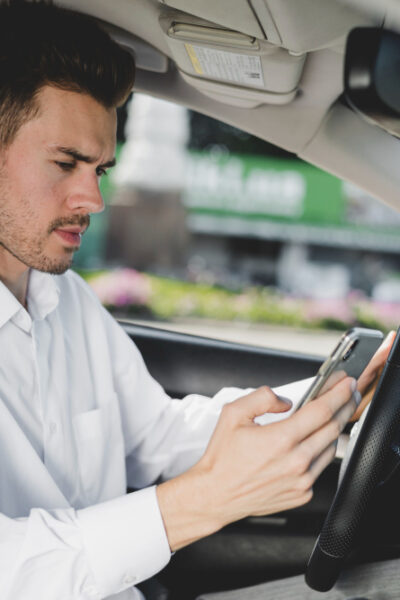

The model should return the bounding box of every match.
[233,386,292,424]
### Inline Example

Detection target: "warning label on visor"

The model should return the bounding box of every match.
[185,44,265,89]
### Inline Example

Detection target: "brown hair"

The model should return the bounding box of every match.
[0,0,135,146]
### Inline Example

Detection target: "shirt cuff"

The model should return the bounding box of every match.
[77,486,171,597]
[255,377,315,425]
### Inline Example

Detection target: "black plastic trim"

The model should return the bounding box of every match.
[119,321,323,397]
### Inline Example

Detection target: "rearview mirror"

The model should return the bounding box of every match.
[345,27,400,137]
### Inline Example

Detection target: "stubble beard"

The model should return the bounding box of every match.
[0,197,90,275]
[0,228,75,275]
[0,238,75,275]
[0,168,76,275]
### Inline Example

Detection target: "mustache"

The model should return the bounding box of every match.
[48,215,90,234]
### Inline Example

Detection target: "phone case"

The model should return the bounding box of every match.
[296,327,384,410]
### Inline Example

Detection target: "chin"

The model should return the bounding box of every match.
[31,253,74,275]
[45,263,72,275]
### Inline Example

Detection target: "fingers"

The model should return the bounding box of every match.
[296,396,356,475]
[351,364,384,421]
[283,376,357,443]
[248,381,357,497]
[308,442,337,481]
[258,399,354,511]
[224,386,292,426]
[378,329,396,359]
[381,329,396,353]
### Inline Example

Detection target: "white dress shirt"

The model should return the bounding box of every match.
[0,269,247,600]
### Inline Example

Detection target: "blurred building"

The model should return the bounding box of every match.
[106,94,190,271]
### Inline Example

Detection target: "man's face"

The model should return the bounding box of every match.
[0,85,117,276]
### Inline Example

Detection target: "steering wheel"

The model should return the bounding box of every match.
[305,327,400,592]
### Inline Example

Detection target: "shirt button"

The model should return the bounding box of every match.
[49,422,57,435]
[123,574,138,585]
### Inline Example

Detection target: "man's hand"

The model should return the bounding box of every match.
[351,330,396,421]
[157,377,358,551]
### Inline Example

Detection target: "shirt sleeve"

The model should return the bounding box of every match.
[0,487,170,600]
[96,302,250,487]
[78,486,171,597]
[76,274,298,488]
[98,298,298,486]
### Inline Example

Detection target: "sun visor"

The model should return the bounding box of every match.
[160,17,306,108]
[97,19,168,73]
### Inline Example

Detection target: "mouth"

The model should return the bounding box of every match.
[53,226,86,247]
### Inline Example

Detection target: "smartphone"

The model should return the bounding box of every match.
[295,327,384,411]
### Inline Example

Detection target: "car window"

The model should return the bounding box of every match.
[74,93,400,355]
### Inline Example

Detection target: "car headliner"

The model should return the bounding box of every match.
[57,0,400,213]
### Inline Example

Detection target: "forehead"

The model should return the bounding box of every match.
[17,85,117,158]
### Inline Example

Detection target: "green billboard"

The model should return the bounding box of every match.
[183,152,400,251]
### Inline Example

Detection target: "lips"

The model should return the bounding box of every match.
[53,227,85,247]
[57,226,86,234]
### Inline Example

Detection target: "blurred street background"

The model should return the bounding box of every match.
[73,93,400,352]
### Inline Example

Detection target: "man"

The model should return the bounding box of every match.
[0,1,392,599]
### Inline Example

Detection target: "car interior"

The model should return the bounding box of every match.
[59,0,400,598]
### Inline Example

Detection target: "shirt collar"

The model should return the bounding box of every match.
[0,270,60,331]
[0,280,22,329]
[27,270,60,321]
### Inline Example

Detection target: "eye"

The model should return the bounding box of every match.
[96,166,108,178]
[55,161,75,172]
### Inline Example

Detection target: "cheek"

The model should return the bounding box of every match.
[8,163,63,216]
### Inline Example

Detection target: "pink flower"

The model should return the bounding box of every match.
[360,301,400,329]
[88,269,151,307]
[304,299,354,325]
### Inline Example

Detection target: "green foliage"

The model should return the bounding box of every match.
[148,276,304,325]
[80,269,397,333]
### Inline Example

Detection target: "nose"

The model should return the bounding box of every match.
[65,172,105,214]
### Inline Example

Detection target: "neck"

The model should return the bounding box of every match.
[1,272,29,307]
[0,249,30,307]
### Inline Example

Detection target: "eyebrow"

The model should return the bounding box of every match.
[55,146,116,169]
